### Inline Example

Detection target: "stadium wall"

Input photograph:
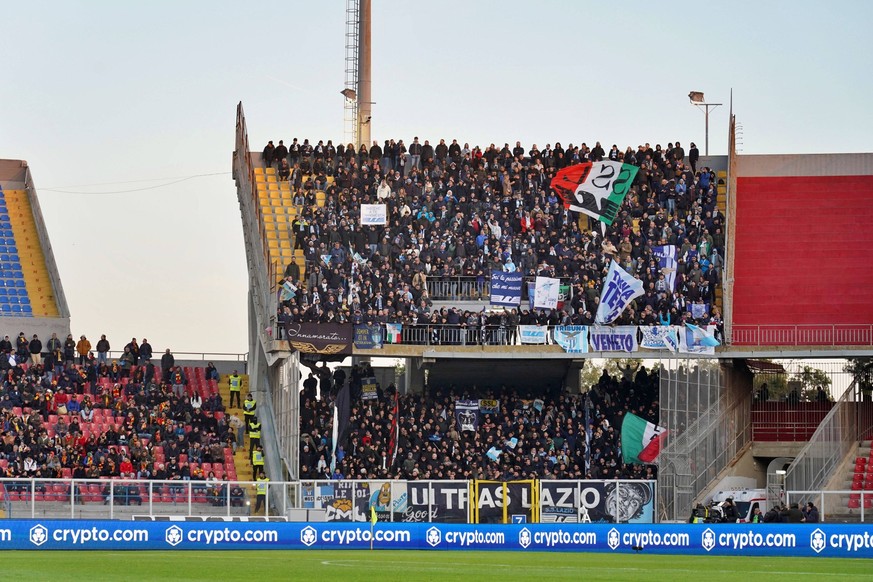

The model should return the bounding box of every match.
[731,153,873,345]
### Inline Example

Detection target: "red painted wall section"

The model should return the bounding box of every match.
[733,176,873,327]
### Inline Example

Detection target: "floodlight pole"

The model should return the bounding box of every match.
[694,102,722,156]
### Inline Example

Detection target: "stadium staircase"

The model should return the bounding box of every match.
[843,441,873,515]
[214,371,266,514]
[1,189,59,317]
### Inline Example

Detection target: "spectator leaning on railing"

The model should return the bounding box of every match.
[267,136,723,333]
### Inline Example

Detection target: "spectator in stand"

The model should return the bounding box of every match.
[63,334,76,364]
[76,335,91,365]
[139,338,153,364]
[95,334,110,366]
[28,334,42,366]
[161,349,175,383]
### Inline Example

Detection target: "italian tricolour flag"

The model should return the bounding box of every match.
[622,412,667,464]
[385,323,402,344]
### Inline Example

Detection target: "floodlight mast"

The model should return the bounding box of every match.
[342,0,372,148]
[689,91,722,156]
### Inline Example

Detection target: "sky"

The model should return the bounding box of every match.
[1,1,871,354]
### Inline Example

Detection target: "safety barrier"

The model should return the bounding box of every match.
[0,520,871,556]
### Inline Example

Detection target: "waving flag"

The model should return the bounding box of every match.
[551,161,639,226]
[622,412,667,464]
[651,245,678,291]
[595,261,644,324]
[388,389,400,466]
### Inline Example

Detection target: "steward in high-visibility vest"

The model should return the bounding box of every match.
[248,417,262,455]
[252,445,265,471]
[255,470,269,514]
[243,394,256,432]
[228,370,242,408]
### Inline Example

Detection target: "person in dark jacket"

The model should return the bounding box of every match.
[28,335,43,366]
[161,349,175,383]
[783,502,804,523]
[262,141,274,168]
[139,338,153,364]
[95,334,110,366]
[803,501,820,523]
[688,142,700,173]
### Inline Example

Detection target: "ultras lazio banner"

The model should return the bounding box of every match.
[4,520,873,556]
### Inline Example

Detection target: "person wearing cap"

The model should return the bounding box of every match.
[76,335,91,365]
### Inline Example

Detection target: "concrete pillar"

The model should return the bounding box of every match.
[404,357,426,395]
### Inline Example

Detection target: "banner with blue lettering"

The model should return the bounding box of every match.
[519,325,548,344]
[353,324,383,349]
[490,272,523,307]
[1,519,872,556]
[554,326,589,353]
[595,262,644,324]
[589,326,638,353]
[639,326,678,352]
[651,245,678,291]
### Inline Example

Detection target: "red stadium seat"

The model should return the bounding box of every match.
[848,498,860,509]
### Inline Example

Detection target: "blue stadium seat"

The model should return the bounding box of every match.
[1,304,11,313]
[12,272,23,280]
[15,280,24,287]
[20,296,30,306]
[11,305,21,313]
[22,305,32,314]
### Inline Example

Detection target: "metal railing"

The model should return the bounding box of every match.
[104,351,248,362]
[787,490,873,523]
[730,324,873,346]
[658,361,752,522]
[0,478,300,520]
[785,382,873,493]
[751,402,834,442]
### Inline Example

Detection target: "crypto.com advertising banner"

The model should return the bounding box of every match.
[2,520,873,556]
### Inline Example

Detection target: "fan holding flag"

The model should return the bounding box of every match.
[621,412,667,465]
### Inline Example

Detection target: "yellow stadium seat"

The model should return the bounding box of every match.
[254,167,265,175]
[265,167,276,175]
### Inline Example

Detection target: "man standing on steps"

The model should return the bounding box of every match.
[248,415,261,457]
[243,393,256,434]
[254,468,269,515]
[228,370,243,408]
[161,349,175,383]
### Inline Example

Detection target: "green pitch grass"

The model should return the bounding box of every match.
[5,550,872,581]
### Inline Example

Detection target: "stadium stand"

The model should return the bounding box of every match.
[0,340,259,513]
[263,139,725,336]
[298,362,659,482]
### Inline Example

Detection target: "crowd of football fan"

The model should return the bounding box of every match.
[298,361,659,481]
[0,332,245,500]
[268,137,724,333]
